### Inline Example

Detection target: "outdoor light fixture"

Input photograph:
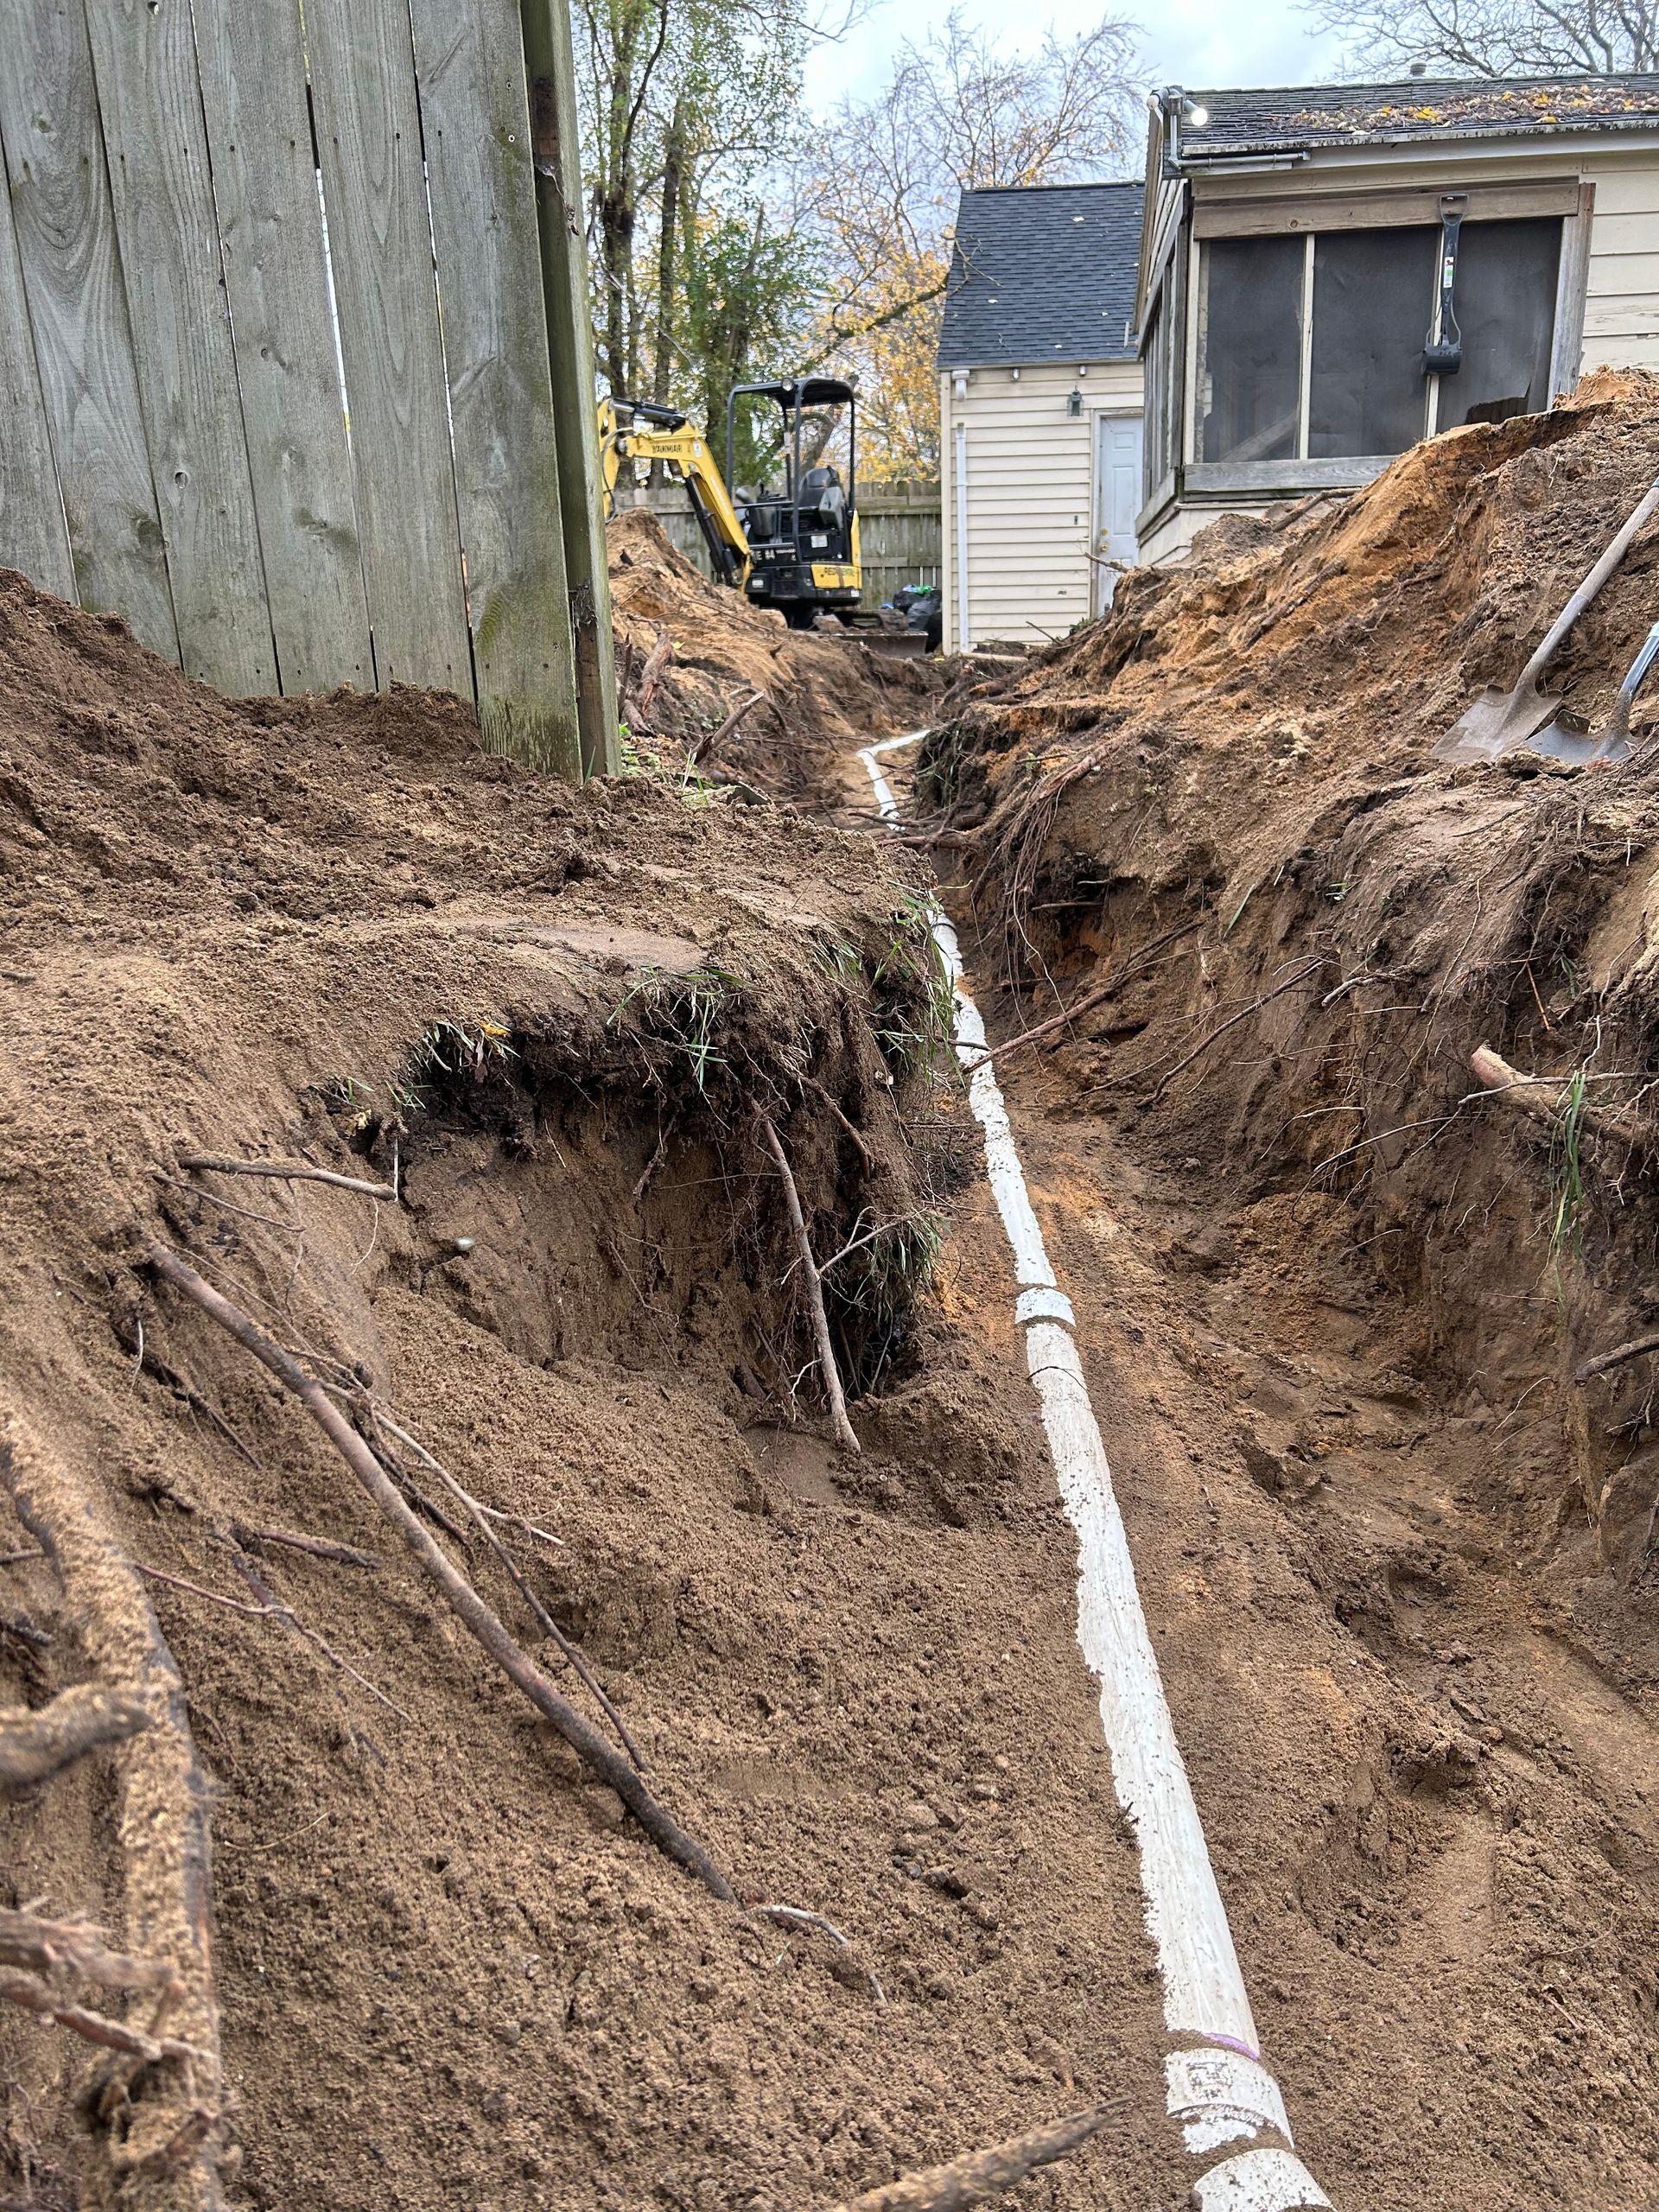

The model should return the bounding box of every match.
[1067,388,1083,417]
[1185,99,1209,125]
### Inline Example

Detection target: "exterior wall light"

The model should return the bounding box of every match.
[1067,388,1083,417]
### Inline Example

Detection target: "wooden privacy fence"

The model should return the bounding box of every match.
[640,482,942,608]
[0,0,615,778]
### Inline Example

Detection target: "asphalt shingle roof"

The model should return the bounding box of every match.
[1175,72,1659,158]
[937,181,1144,369]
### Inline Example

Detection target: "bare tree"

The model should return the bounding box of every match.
[1305,0,1659,77]
[807,10,1142,474]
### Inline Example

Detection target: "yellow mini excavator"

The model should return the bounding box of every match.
[598,378,861,629]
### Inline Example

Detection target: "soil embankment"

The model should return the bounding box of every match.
[607,508,939,805]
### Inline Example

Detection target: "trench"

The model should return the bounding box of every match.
[861,731,1331,2210]
[839,730,1659,2212]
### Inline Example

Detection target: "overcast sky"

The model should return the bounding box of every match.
[803,0,1351,138]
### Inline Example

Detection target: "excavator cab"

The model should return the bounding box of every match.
[728,378,861,628]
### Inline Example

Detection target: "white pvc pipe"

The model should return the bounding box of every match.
[859,732,1332,2211]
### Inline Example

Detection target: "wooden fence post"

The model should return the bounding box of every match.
[520,0,620,779]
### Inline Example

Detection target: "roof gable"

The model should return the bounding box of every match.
[938,181,1145,370]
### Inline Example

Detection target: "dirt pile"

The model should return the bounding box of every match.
[0,573,1213,2212]
[607,509,937,805]
[925,372,1659,1529]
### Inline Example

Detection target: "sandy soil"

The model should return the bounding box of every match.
[0,572,1172,2212]
[607,511,940,804]
[8,375,1659,2212]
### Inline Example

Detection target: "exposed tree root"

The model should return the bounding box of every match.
[145,1246,736,1904]
[176,1154,397,1201]
[832,2103,1124,2211]
[0,1411,226,2208]
[0,1682,151,1796]
[759,1116,861,1454]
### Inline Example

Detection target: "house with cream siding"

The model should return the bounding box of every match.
[937,182,1145,652]
[1136,75,1659,563]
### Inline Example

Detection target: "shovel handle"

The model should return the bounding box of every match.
[1519,472,1659,691]
[1619,616,1659,706]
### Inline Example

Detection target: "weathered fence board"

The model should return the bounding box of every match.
[0,0,178,658]
[408,0,579,775]
[191,0,373,694]
[520,0,620,774]
[0,158,73,602]
[0,0,607,776]
[79,0,276,694]
[304,0,472,694]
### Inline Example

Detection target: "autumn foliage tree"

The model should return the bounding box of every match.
[574,1,1143,485]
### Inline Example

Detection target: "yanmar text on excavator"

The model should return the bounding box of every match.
[599,377,861,629]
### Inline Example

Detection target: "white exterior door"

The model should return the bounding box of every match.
[1093,411,1142,615]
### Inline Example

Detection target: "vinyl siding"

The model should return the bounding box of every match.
[939,360,1143,652]
[1580,161,1659,366]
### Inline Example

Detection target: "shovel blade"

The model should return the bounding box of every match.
[1433,682,1560,764]
[1528,715,1630,766]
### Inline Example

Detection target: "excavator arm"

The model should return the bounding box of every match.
[598,398,752,591]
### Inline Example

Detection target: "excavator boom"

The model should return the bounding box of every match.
[597,398,752,590]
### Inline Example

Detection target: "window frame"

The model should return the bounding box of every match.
[1181,179,1591,494]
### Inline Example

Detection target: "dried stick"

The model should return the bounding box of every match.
[689,689,767,765]
[177,1154,397,1202]
[232,1525,381,1571]
[1575,1328,1659,1383]
[365,1407,641,1767]
[832,2104,1125,2212]
[145,1248,733,1902]
[758,1118,861,1455]
[751,1904,884,2003]
[0,1684,151,1797]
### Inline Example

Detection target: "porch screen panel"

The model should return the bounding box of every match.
[1198,235,1303,464]
[1441,216,1561,428]
[1308,226,1436,458]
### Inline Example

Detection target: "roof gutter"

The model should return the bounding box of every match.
[1174,118,1659,164]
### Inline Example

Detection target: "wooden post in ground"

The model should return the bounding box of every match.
[521,0,620,779]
